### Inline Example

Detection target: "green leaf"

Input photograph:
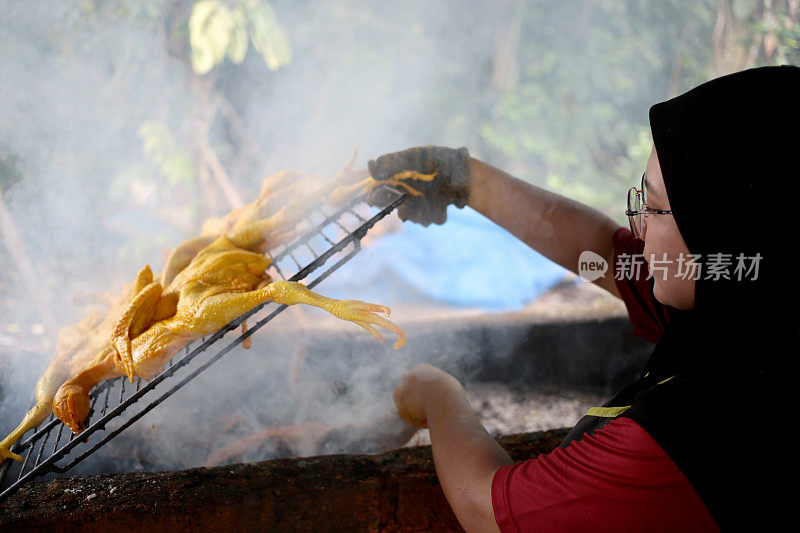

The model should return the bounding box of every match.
[205,8,234,62]
[262,25,291,70]
[245,1,291,70]
[189,0,236,75]
[227,8,249,64]
[191,39,216,75]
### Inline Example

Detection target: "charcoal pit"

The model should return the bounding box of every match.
[0,429,569,532]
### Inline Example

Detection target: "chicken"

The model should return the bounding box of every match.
[0,266,156,462]
[1,150,407,460]
[53,222,405,434]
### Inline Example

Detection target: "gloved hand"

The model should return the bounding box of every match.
[366,146,470,226]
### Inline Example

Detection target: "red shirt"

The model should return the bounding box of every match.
[490,228,717,532]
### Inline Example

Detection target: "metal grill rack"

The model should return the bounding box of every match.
[0,186,406,504]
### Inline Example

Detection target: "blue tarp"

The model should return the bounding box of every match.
[321,205,572,311]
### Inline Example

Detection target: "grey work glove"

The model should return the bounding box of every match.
[366,146,470,226]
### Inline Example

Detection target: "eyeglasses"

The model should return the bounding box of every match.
[625,172,672,239]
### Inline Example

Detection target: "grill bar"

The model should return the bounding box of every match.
[0,187,405,503]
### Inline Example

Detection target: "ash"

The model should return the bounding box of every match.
[404,382,605,446]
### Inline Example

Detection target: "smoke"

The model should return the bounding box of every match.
[0,1,506,472]
[0,0,655,473]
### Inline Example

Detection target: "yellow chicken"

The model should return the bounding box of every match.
[0,153,410,461]
[53,223,404,436]
[0,266,156,462]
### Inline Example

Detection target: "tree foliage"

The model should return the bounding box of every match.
[189,0,290,75]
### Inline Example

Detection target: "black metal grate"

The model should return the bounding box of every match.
[0,186,406,503]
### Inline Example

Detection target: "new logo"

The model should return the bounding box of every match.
[578,251,608,282]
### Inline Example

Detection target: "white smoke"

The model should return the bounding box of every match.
[1,1,656,473]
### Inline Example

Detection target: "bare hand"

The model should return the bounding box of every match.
[393,363,463,428]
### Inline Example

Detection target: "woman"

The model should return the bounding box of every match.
[370,65,799,531]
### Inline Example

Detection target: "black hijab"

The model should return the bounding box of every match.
[624,65,800,530]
